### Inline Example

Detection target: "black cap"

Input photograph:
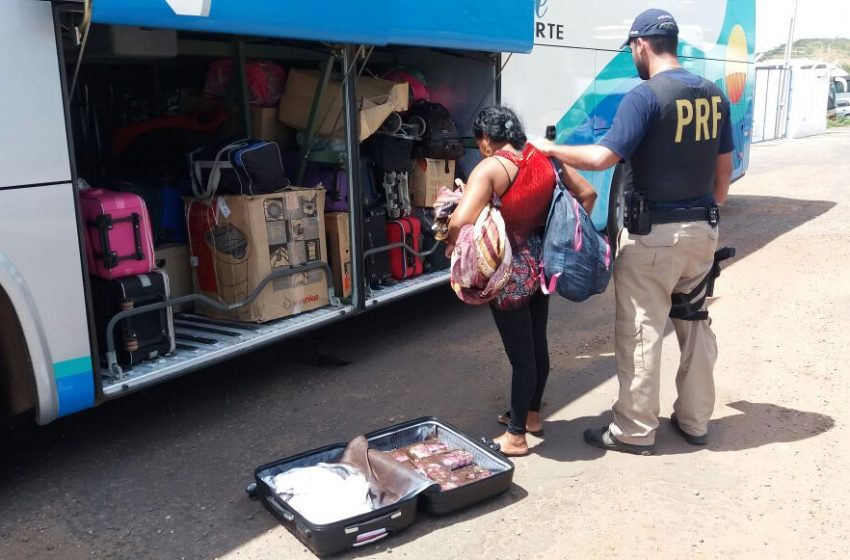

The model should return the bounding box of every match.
[621,9,679,49]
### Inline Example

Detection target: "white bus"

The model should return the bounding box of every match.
[0,0,754,425]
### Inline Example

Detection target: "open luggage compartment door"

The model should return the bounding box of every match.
[88,0,535,53]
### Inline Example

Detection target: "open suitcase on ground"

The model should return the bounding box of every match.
[250,417,514,556]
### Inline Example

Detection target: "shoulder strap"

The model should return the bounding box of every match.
[491,150,521,194]
[549,157,567,191]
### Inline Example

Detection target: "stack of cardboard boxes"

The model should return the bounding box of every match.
[179,68,457,321]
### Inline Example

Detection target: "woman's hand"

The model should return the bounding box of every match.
[444,242,455,259]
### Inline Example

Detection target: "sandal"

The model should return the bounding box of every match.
[481,437,531,458]
[497,410,544,436]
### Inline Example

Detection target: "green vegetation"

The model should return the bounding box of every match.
[828,115,850,128]
[759,38,850,74]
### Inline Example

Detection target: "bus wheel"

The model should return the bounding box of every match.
[607,162,631,258]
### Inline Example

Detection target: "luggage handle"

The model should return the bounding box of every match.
[345,509,402,539]
[90,213,145,270]
[364,239,442,262]
[352,528,389,547]
[191,138,250,199]
[263,494,295,522]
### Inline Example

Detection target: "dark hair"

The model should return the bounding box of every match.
[643,34,678,56]
[472,106,527,150]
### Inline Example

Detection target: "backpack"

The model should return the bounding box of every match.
[407,100,465,161]
[540,159,613,302]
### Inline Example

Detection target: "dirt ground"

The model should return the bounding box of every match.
[1,130,849,560]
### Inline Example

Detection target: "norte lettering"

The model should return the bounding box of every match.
[536,22,564,41]
[675,96,724,143]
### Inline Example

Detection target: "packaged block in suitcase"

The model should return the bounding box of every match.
[80,188,156,280]
[252,417,514,556]
[90,269,175,368]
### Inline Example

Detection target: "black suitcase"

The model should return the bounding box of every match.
[364,135,413,172]
[359,154,382,211]
[363,210,393,288]
[90,269,175,368]
[252,442,425,556]
[410,207,450,272]
[251,417,514,556]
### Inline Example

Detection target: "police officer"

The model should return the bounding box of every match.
[538,8,733,455]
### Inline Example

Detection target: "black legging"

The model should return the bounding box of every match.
[490,292,550,435]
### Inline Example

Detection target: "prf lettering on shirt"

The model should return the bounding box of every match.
[675,96,723,143]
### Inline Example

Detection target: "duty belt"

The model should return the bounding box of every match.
[650,205,719,226]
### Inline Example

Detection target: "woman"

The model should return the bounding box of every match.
[446,106,597,456]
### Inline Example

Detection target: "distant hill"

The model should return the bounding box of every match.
[758,38,850,73]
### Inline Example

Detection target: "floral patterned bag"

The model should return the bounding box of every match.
[491,233,543,311]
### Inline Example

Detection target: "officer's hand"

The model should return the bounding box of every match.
[532,138,558,155]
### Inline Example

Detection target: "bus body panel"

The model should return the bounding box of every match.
[503,0,756,230]
[0,0,71,189]
[0,185,95,418]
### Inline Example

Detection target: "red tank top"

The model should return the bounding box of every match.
[494,143,555,243]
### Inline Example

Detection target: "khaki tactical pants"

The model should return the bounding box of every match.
[609,221,719,446]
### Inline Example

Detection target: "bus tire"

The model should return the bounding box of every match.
[0,287,37,419]
[607,162,631,258]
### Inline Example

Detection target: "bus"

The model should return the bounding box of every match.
[0,0,754,426]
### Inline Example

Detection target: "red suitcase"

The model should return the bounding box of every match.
[386,216,423,281]
[80,188,156,280]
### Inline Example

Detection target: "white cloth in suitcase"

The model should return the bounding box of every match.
[269,463,374,524]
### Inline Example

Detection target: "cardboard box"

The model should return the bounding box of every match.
[410,158,456,208]
[155,244,194,313]
[278,69,409,142]
[186,189,329,323]
[324,213,352,299]
[251,106,296,148]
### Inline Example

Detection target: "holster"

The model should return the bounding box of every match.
[623,190,651,235]
[669,247,736,321]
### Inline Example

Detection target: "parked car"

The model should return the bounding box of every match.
[837,99,850,119]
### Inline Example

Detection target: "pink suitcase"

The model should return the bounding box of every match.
[80,188,156,280]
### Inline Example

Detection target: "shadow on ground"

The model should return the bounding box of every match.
[535,401,835,460]
[0,193,838,559]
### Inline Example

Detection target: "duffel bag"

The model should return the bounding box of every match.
[407,100,465,161]
[540,159,613,302]
[190,138,290,199]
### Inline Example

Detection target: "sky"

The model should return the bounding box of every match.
[757,0,849,52]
